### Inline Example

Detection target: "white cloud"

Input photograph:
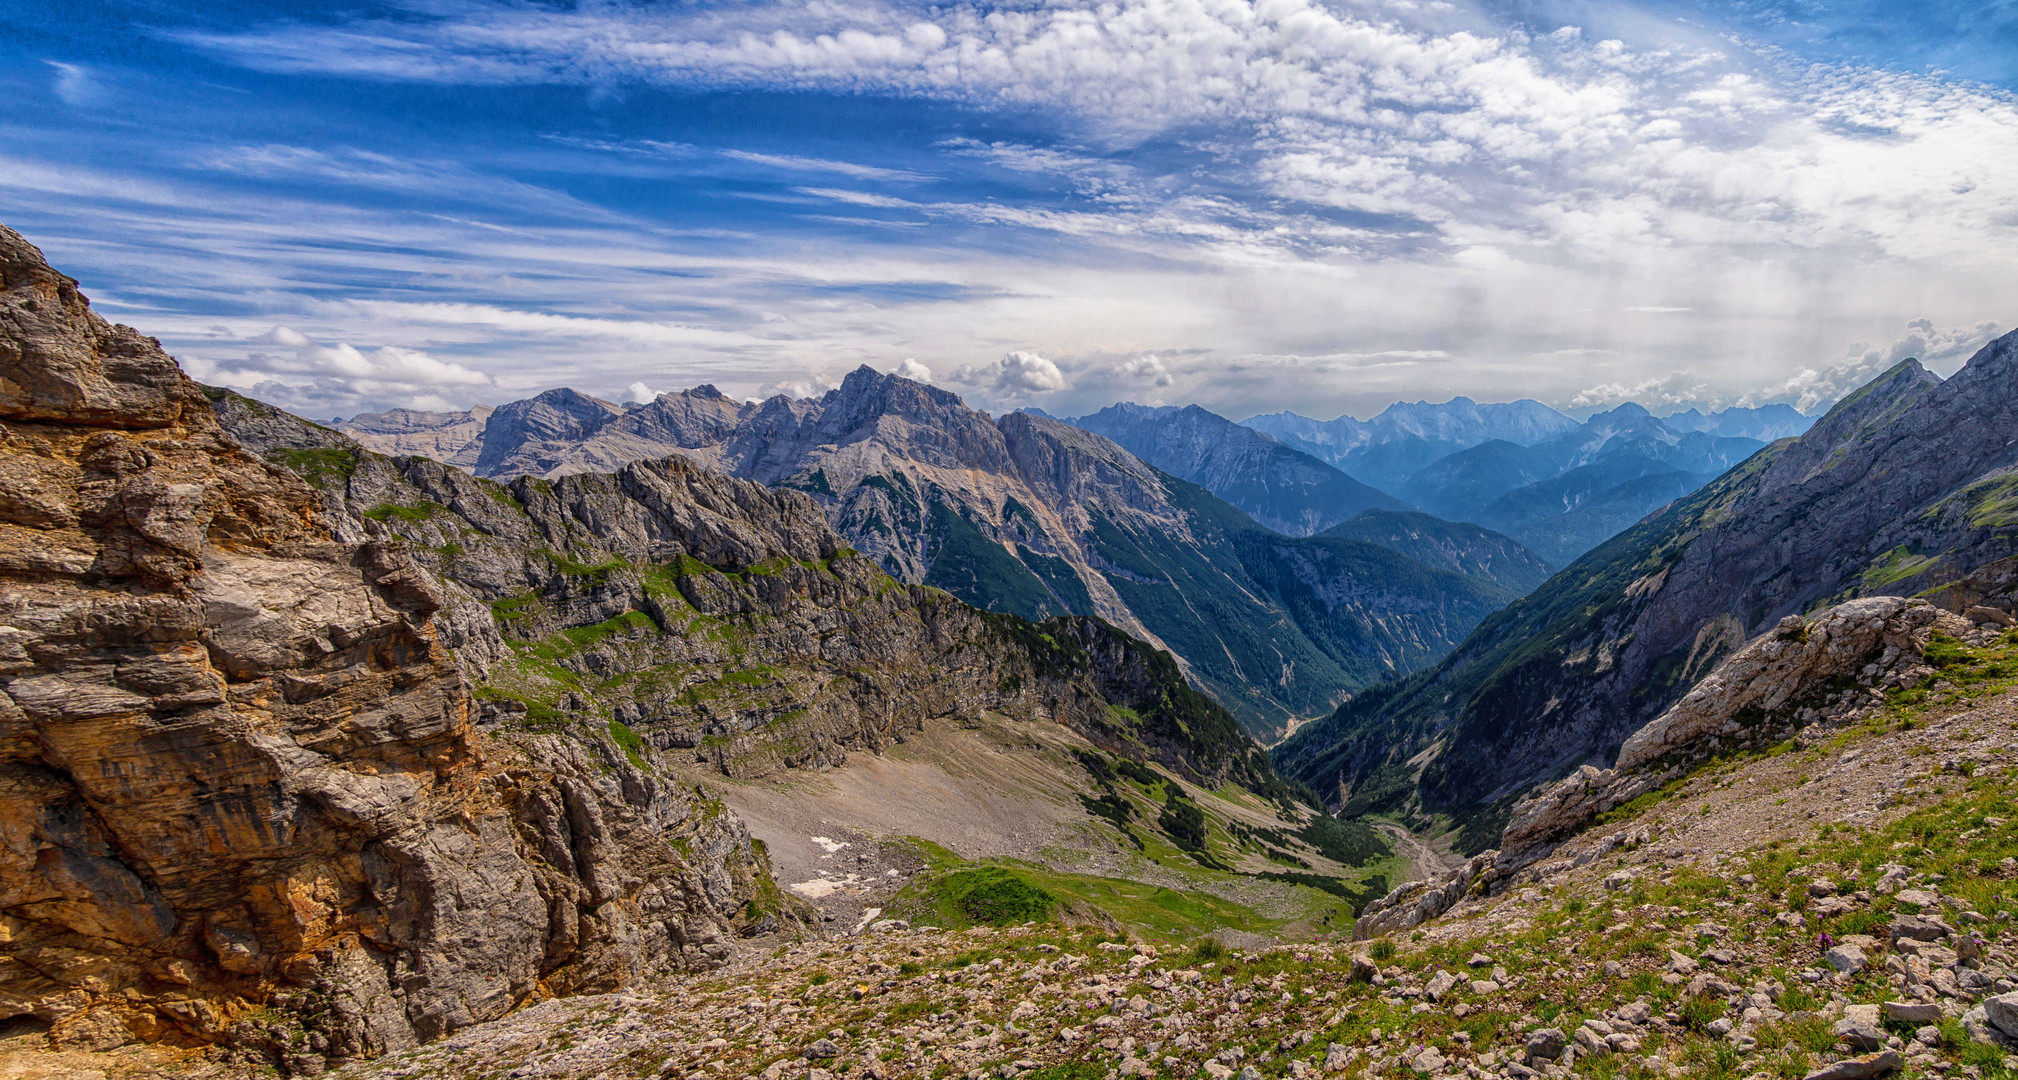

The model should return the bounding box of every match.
[187,325,495,415]
[622,381,658,403]
[722,150,932,182]
[1120,354,1175,387]
[1744,318,2004,412]
[755,373,841,400]
[956,351,1068,395]
[893,358,932,382]
[47,62,107,108]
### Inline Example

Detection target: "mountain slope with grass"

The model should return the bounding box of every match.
[186,622,2018,1080]
[335,371,1525,739]
[1276,333,2018,844]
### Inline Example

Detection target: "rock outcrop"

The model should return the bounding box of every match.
[0,224,758,1069]
[1351,593,1982,938]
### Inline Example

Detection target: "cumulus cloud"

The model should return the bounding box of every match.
[955,351,1068,396]
[622,381,658,403]
[1569,373,1708,410]
[754,372,841,400]
[892,358,932,382]
[1745,319,2005,413]
[187,325,494,415]
[1120,354,1175,387]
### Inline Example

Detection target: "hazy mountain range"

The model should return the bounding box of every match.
[1275,329,2018,848]
[336,379,1816,734]
[340,372,1537,737]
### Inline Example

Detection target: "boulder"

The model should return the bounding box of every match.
[1833,1018,1887,1053]
[1883,1001,1944,1024]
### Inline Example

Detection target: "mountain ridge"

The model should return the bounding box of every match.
[334,372,1529,738]
[1273,333,2018,844]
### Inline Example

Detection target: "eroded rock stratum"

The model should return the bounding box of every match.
[0,224,761,1068]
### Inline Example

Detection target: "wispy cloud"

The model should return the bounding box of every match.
[0,0,2002,423]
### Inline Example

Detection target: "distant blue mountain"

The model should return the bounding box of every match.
[1236,397,1815,565]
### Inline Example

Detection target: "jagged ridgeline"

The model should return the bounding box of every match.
[1275,330,2018,850]
[213,387,1296,800]
[338,372,1525,740]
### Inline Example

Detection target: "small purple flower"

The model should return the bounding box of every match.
[1817,932,1834,950]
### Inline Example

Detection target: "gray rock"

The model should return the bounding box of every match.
[1883,1001,1944,1024]
[805,1038,841,1059]
[1525,1028,1568,1063]
[1826,944,1869,974]
[1891,915,1953,944]
[1802,1050,1902,1079]
[1834,1018,1887,1052]
[1984,992,2018,1039]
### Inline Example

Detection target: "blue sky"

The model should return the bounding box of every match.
[2,0,2013,421]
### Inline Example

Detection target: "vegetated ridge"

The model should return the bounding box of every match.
[334,374,1524,739]
[1276,331,2018,852]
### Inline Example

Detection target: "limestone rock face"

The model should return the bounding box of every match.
[1497,595,1966,864]
[0,224,752,1066]
[339,405,493,469]
[1353,592,1970,939]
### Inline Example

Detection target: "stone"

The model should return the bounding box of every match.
[1826,945,1869,974]
[1525,1028,1568,1063]
[1883,1001,1944,1024]
[1801,1050,1902,1079]
[1985,992,2018,1039]
[1668,951,1699,975]
[1834,1018,1887,1052]
[1895,889,1942,909]
[806,1038,841,1059]
[1425,971,1459,1001]
[1891,916,1951,943]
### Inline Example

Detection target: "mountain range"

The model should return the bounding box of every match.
[336,376,1540,737]
[1274,328,2018,849]
[1240,398,1813,565]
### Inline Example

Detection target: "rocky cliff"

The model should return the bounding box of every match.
[0,224,769,1070]
[1351,592,1990,939]
[1278,333,2018,839]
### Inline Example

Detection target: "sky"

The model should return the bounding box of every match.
[2,0,2015,423]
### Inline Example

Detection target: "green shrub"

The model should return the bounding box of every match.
[934,869,1055,926]
[1369,939,1397,962]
